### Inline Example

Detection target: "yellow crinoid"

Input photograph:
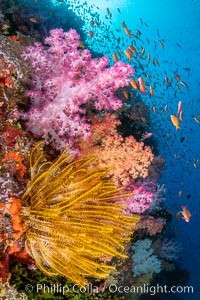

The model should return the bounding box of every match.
[22,141,139,285]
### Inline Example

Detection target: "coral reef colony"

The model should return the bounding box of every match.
[0,0,189,299]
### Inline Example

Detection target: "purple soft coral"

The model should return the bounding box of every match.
[124,185,154,214]
[21,28,134,149]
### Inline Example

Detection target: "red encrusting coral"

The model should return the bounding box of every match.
[0,196,29,284]
[2,152,26,178]
[0,54,15,89]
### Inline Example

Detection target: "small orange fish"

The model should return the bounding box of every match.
[181,206,191,223]
[170,115,180,130]
[179,191,183,197]
[112,53,118,62]
[150,86,154,96]
[29,17,38,23]
[124,49,132,61]
[147,53,151,63]
[79,40,85,48]
[128,45,137,54]
[89,31,94,37]
[123,91,129,100]
[138,77,146,94]
[141,117,146,123]
[122,20,126,28]
[9,35,19,42]
[175,74,181,81]
[123,27,132,37]
[140,47,145,56]
[130,78,139,90]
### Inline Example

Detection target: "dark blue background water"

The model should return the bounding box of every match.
[69,1,200,298]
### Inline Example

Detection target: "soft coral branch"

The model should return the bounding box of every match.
[21,28,134,149]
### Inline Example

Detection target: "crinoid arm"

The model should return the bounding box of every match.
[22,142,140,285]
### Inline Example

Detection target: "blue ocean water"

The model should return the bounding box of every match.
[68,2,200,298]
[63,1,200,298]
[1,0,199,299]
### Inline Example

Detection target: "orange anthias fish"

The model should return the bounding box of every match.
[123,91,129,100]
[124,49,132,61]
[140,47,145,56]
[112,53,118,62]
[130,78,139,90]
[128,45,137,55]
[181,206,191,223]
[79,40,85,48]
[150,86,154,96]
[170,115,180,130]
[175,74,181,81]
[29,17,38,23]
[138,77,146,94]
[123,27,132,37]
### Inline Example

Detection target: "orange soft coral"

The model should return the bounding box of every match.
[80,113,154,186]
[8,197,22,215]
[88,113,121,145]
[8,196,27,240]
[2,151,26,178]
[93,134,153,186]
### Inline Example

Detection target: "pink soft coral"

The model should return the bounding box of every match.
[124,185,154,214]
[21,28,134,149]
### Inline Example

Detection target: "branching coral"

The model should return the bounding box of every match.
[21,142,140,285]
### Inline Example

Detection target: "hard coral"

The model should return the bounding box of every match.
[22,142,140,285]
[21,28,134,149]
